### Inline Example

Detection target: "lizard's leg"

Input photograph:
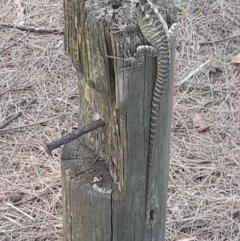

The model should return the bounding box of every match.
[107,45,159,69]
[107,22,142,64]
[110,22,139,37]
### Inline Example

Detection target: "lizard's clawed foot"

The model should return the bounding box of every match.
[106,50,134,62]
[110,22,128,35]
[106,50,137,71]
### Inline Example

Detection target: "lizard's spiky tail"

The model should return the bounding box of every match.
[145,55,170,221]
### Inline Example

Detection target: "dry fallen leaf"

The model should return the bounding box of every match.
[191,113,209,132]
[231,53,240,64]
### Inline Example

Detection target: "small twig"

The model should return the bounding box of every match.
[0,32,28,55]
[0,22,64,34]
[43,119,105,156]
[0,79,31,97]
[0,99,36,129]
[6,202,34,220]
[176,220,207,231]
[92,155,99,165]
[200,34,240,46]
[0,87,14,97]
[176,59,211,87]
[3,216,22,227]
[0,116,62,132]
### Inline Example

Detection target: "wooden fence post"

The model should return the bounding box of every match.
[61,0,177,240]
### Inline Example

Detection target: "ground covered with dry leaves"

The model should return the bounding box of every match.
[0,0,240,240]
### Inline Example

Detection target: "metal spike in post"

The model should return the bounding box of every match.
[43,118,105,156]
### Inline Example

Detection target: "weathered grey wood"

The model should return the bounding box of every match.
[62,0,177,240]
[61,138,114,241]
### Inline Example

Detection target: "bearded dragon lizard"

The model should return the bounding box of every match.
[108,0,178,221]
